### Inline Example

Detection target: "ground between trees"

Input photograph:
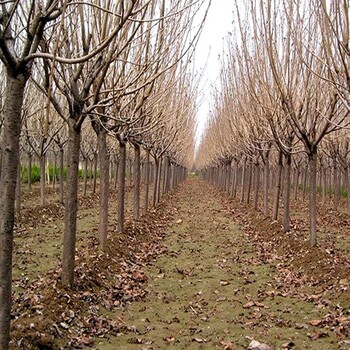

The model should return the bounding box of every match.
[10,177,350,349]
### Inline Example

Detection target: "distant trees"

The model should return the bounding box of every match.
[197,0,350,248]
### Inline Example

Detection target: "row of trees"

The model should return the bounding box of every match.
[196,0,350,247]
[17,119,191,212]
[0,1,207,348]
[18,121,186,204]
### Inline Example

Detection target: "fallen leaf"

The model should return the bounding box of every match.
[248,339,271,350]
[216,296,227,302]
[193,338,208,343]
[219,340,235,349]
[255,302,265,308]
[59,322,69,330]
[164,336,175,342]
[243,301,255,309]
[309,319,322,327]
[310,331,329,340]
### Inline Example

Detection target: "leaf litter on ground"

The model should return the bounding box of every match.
[10,193,176,350]
[10,178,350,349]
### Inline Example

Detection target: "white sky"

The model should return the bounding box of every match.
[194,0,235,149]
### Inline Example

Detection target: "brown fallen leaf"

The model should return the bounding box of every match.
[310,331,329,340]
[132,271,147,282]
[338,317,350,324]
[193,337,208,343]
[243,301,255,309]
[78,336,94,346]
[219,340,235,349]
[164,336,175,342]
[220,280,230,286]
[309,319,322,327]
[255,302,265,308]
[247,339,271,350]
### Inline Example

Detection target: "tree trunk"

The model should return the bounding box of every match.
[89,158,93,186]
[45,156,50,186]
[149,162,153,183]
[157,157,163,203]
[0,150,2,182]
[233,161,238,198]
[322,165,327,204]
[229,162,235,197]
[93,153,98,194]
[221,165,226,190]
[162,157,168,194]
[263,155,270,216]
[280,166,285,194]
[0,73,26,349]
[28,153,32,191]
[117,142,126,233]
[152,158,159,207]
[53,152,57,190]
[114,160,119,190]
[302,166,308,202]
[98,130,109,252]
[15,159,21,215]
[163,159,168,195]
[169,163,173,191]
[283,153,292,233]
[272,152,283,221]
[240,158,246,202]
[83,157,88,197]
[59,148,64,204]
[226,163,231,194]
[221,164,225,190]
[345,166,350,208]
[133,143,141,220]
[333,160,340,211]
[166,158,172,193]
[40,153,46,206]
[294,168,300,200]
[61,120,82,287]
[253,161,260,210]
[309,150,318,247]
[144,150,150,213]
[129,157,132,188]
[109,157,113,181]
[246,161,253,204]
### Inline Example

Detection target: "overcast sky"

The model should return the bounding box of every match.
[194,0,235,149]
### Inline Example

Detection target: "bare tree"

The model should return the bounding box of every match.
[35,1,151,286]
[22,87,63,206]
[0,2,64,347]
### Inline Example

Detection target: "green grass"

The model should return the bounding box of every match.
[20,164,100,183]
[294,182,349,197]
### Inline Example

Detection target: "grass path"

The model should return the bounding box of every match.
[97,178,343,350]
